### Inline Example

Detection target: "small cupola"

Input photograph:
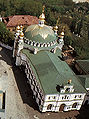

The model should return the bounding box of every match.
[20,25,24,32]
[16,25,20,31]
[20,31,24,39]
[53,25,58,35]
[58,27,65,39]
[39,5,45,27]
[53,18,60,35]
[15,25,21,37]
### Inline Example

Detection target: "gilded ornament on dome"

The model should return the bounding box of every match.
[42,5,45,13]
[16,25,20,30]
[20,31,24,37]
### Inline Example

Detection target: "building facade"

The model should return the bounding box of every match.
[73,0,89,3]
[13,8,87,112]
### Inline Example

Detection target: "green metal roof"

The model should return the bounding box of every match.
[25,24,57,43]
[76,60,89,74]
[78,75,89,89]
[22,49,86,94]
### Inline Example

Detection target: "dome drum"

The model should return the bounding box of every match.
[24,38,57,48]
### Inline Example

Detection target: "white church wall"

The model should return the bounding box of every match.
[44,94,59,102]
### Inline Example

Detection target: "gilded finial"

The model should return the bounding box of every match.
[20,25,24,31]
[20,31,24,38]
[39,5,45,27]
[16,25,20,31]
[60,26,65,36]
[68,79,72,84]
[53,17,60,32]
[42,5,45,13]
[62,26,65,32]
[56,17,60,26]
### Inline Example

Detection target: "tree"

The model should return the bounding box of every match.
[0,22,14,46]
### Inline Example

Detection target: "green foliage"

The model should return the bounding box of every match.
[0,0,74,25]
[64,0,74,6]
[0,0,88,59]
[72,36,89,59]
[62,2,89,59]
[0,22,14,46]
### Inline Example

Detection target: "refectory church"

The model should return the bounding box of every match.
[13,7,87,112]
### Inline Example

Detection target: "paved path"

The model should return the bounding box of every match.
[0,47,29,119]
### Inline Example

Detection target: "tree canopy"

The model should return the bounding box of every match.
[0,0,88,59]
[0,22,14,46]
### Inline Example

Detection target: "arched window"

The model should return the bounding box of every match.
[50,42,53,46]
[66,88,70,92]
[47,43,50,47]
[43,43,46,47]
[47,104,53,110]
[33,41,35,46]
[72,103,77,108]
[41,44,43,47]
[39,100,41,105]
[29,41,31,45]
[59,104,66,111]
[36,42,39,47]
[27,41,29,44]
[40,43,42,47]
[48,96,50,100]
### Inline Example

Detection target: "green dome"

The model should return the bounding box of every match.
[25,24,57,44]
